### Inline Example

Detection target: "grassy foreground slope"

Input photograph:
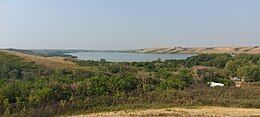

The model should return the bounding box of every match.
[1,50,78,70]
[135,46,260,54]
[0,50,259,116]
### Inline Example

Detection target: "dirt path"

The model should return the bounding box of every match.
[70,106,260,117]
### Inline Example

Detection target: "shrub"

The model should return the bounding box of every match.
[160,77,183,90]
[237,65,260,82]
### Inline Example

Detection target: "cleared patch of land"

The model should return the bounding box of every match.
[70,106,260,117]
[0,50,78,69]
[134,46,260,54]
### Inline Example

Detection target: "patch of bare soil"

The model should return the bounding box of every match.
[70,106,260,117]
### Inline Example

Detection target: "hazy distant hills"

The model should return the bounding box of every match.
[4,46,260,56]
[134,46,260,54]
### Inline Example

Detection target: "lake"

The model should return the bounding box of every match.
[67,52,195,62]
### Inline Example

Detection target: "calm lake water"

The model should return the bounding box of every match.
[67,52,195,62]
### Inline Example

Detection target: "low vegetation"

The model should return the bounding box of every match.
[0,50,259,116]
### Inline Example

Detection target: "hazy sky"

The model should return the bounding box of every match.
[0,0,259,49]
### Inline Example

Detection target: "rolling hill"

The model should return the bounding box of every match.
[134,46,260,54]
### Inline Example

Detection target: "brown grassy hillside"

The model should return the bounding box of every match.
[134,46,260,54]
[0,50,78,70]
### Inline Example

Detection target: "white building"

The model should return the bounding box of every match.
[210,82,224,87]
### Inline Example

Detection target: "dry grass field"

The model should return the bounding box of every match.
[70,106,260,117]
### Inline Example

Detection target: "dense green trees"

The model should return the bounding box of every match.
[185,53,232,68]
[225,59,252,77]
[185,53,259,82]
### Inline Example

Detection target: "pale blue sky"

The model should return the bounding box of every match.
[0,0,259,49]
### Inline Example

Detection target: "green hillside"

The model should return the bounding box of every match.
[0,51,259,116]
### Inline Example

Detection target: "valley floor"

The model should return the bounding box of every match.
[70,106,260,117]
